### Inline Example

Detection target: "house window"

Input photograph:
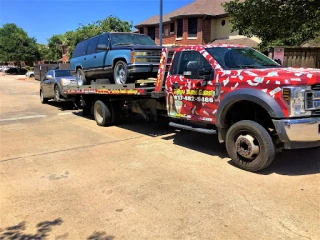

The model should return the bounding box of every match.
[140,28,144,34]
[177,19,183,38]
[147,27,155,40]
[221,20,226,26]
[170,23,175,33]
[188,18,198,38]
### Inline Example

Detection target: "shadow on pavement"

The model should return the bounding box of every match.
[0,219,115,240]
[258,148,320,176]
[87,232,115,240]
[0,218,63,240]
[117,117,320,176]
[48,101,77,111]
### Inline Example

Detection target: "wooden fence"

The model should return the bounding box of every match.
[269,47,320,68]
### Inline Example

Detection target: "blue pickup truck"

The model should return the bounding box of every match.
[70,32,163,85]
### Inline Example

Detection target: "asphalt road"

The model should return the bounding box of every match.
[0,75,319,240]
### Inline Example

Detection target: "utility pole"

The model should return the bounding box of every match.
[159,0,163,46]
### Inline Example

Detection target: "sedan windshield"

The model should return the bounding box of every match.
[206,47,280,69]
[110,33,156,46]
[55,70,72,77]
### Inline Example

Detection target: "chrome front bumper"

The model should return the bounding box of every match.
[273,117,320,148]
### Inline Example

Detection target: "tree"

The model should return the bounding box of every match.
[61,15,132,57]
[47,34,64,61]
[0,23,40,66]
[223,0,320,48]
[37,43,50,61]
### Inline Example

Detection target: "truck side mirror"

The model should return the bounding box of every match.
[96,44,108,50]
[184,61,199,79]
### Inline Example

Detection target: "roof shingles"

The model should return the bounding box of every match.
[135,0,228,27]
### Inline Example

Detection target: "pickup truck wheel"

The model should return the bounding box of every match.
[76,68,87,86]
[40,90,48,104]
[226,120,275,172]
[93,100,114,126]
[114,61,128,84]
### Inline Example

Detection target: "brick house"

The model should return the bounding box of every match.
[134,0,260,47]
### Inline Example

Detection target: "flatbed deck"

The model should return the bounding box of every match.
[63,79,164,97]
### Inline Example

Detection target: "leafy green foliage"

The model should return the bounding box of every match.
[47,34,64,61]
[0,23,40,64]
[224,0,320,48]
[36,43,50,61]
[62,15,132,57]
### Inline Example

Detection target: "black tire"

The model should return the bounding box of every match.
[40,89,48,104]
[54,85,61,102]
[226,120,276,172]
[113,60,128,84]
[76,68,87,86]
[30,74,34,77]
[93,100,115,126]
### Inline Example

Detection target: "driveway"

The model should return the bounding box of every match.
[0,75,319,240]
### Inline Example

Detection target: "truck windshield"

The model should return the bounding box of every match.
[110,33,157,46]
[55,70,72,77]
[206,47,280,69]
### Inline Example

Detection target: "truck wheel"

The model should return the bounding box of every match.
[114,60,128,84]
[40,89,48,104]
[93,100,114,126]
[76,68,87,86]
[225,120,275,172]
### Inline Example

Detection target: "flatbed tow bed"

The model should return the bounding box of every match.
[63,79,163,97]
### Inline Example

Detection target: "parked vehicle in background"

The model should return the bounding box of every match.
[63,44,320,172]
[40,69,77,103]
[34,63,70,80]
[1,66,11,72]
[3,67,28,75]
[26,71,34,78]
[70,32,163,85]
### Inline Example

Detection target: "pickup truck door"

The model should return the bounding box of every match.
[86,34,110,77]
[166,50,219,123]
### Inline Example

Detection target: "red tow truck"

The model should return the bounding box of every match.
[62,44,320,172]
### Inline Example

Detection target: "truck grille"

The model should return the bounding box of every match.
[135,50,161,63]
[305,86,320,115]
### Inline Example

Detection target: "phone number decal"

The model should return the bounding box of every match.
[174,95,214,103]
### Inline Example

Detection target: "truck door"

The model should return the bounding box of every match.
[166,50,218,123]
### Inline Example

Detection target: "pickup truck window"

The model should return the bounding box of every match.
[98,33,109,46]
[177,51,212,77]
[110,33,156,46]
[87,36,99,54]
[72,39,90,58]
[206,47,279,69]
[170,52,181,75]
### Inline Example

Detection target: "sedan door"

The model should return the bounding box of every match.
[42,70,55,98]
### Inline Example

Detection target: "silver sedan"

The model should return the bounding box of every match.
[40,69,77,103]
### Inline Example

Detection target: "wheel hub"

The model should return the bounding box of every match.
[235,134,260,160]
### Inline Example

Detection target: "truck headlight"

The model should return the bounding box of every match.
[133,51,148,63]
[282,86,312,117]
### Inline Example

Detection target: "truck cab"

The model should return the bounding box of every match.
[164,44,319,171]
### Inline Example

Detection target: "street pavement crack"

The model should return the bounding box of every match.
[240,193,311,240]
[0,136,143,163]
